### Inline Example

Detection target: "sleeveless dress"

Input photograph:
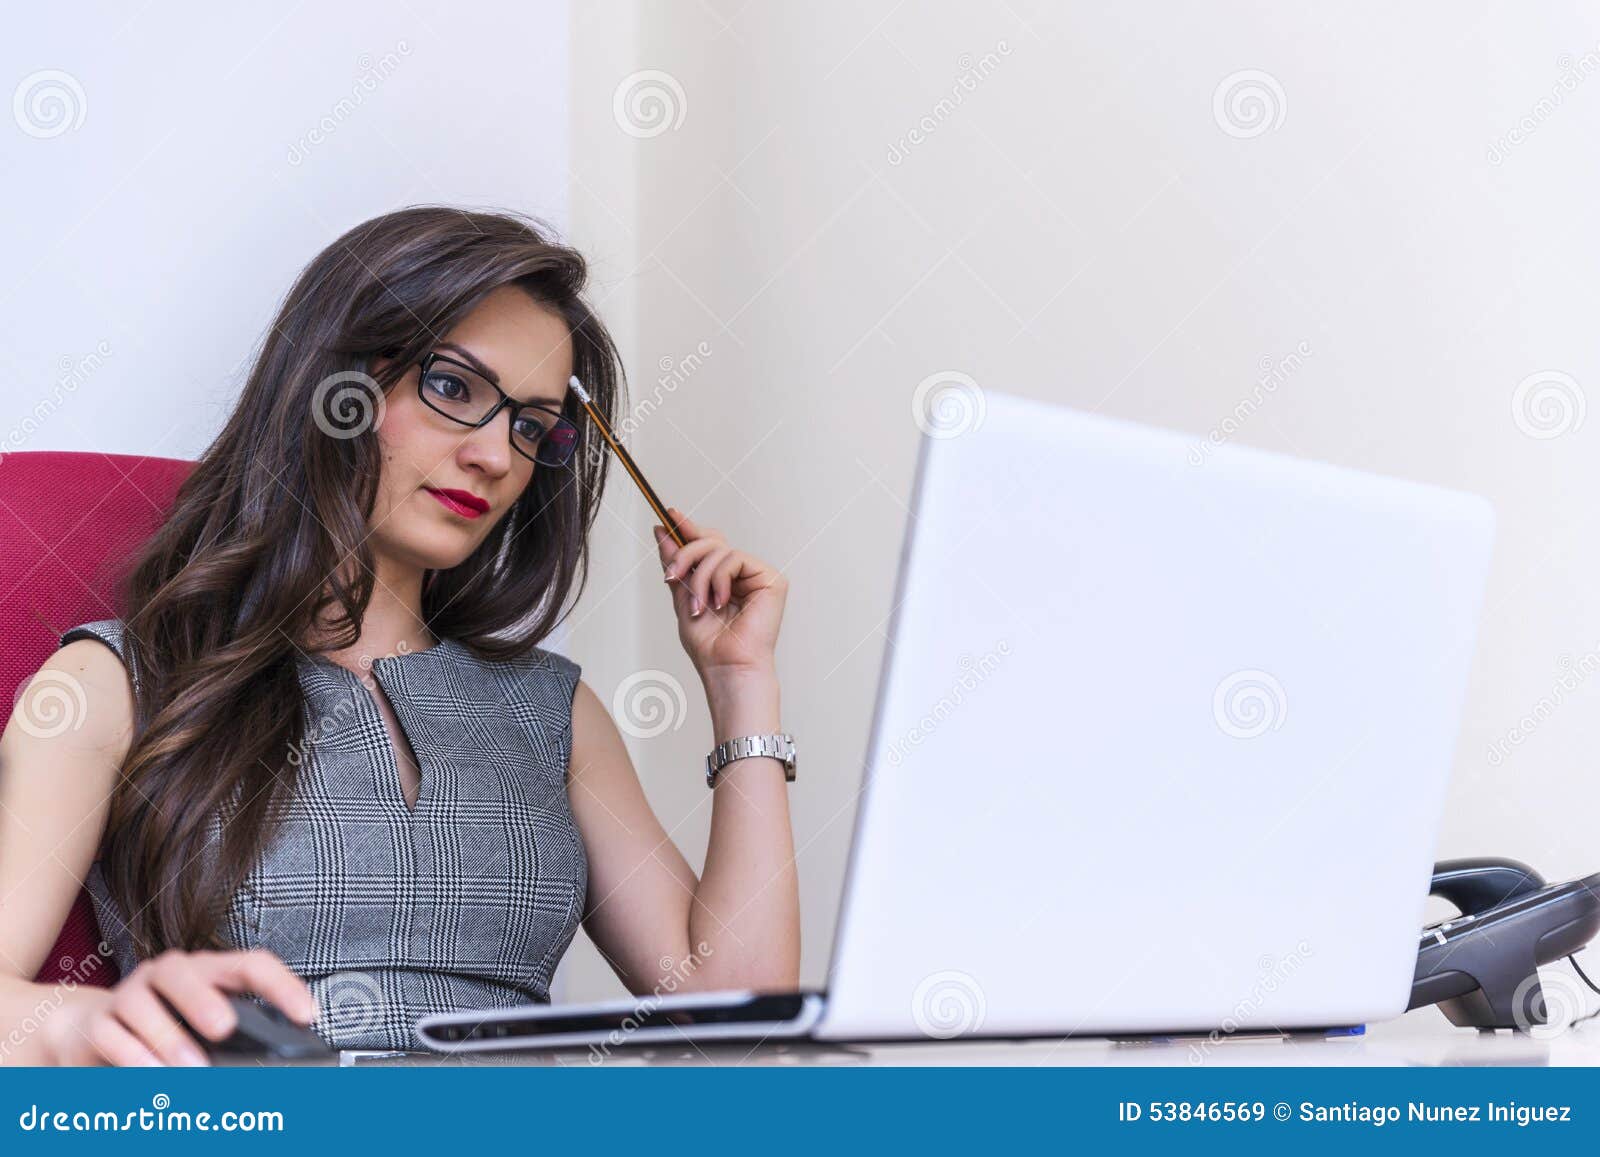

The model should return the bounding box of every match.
[63,619,590,1052]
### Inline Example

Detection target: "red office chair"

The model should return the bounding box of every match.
[0,450,192,987]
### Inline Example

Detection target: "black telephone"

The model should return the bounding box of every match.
[1408,857,1600,1030]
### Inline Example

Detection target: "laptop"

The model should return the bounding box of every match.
[416,390,1496,1053]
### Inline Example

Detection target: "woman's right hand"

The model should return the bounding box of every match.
[42,948,318,1066]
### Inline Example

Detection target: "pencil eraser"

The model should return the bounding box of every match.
[568,375,591,404]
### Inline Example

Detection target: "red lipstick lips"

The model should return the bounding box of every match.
[425,487,490,519]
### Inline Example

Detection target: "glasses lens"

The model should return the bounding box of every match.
[532,419,578,466]
[418,356,496,425]
[421,354,578,467]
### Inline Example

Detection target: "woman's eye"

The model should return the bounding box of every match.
[512,415,547,441]
[422,372,469,403]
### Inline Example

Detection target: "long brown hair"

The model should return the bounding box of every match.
[106,206,624,958]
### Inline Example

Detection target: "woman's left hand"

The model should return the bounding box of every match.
[654,506,787,679]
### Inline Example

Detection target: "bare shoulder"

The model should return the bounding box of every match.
[6,638,136,761]
[568,677,628,779]
[0,642,136,982]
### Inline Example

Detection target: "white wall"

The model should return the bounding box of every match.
[567,0,1600,995]
[12,2,1600,1003]
[1,1,569,461]
[3,0,585,991]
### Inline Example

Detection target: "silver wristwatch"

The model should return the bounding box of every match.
[705,732,797,788]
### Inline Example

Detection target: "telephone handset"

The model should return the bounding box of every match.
[1408,857,1600,1030]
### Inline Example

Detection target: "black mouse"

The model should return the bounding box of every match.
[173,993,334,1061]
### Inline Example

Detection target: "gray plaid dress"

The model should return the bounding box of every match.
[65,619,589,1052]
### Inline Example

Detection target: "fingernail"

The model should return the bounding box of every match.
[690,597,702,616]
[179,1042,210,1067]
[663,565,675,580]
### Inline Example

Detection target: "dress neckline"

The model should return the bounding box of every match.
[301,636,460,674]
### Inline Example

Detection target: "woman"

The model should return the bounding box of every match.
[0,206,799,1065]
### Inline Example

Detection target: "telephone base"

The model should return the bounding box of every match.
[1408,869,1600,1031]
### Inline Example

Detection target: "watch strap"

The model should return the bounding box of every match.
[705,732,796,787]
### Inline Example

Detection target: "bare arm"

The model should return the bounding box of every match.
[567,671,801,997]
[566,678,698,992]
[567,504,801,998]
[0,641,132,1062]
[693,666,801,987]
[0,641,315,1066]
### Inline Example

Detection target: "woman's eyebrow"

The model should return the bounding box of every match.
[435,340,566,407]
[435,340,499,384]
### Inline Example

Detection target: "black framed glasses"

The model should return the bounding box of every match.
[415,351,579,467]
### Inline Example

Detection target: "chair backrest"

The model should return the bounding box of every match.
[0,450,193,987]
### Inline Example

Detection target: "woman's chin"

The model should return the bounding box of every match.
[419,546,480,571]
[375,537,482,575]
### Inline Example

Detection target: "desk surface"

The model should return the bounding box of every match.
[316,1008,1600,1068]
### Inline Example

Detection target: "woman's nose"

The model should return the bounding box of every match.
[458,408,513,475]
